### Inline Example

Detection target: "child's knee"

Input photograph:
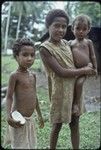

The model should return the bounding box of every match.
[52,123,62,132]
[70,116,79,127]
[76,77,85,88]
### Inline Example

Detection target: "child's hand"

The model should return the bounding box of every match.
[87,63,93,68]
[83,66,95,75]
[87,63,98,78]
[38,117,44,128]
[7,114,24,128]
[89,68,98,77]
[95,69,98,79]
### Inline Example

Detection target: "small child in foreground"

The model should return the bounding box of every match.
[5,38,44,149]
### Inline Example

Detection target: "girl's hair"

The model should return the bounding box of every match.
[45,9,69,28]
[72,14,91,29]
[12,38,34,58]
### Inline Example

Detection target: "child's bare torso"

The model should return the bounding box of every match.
[70,39,91,68]
[12,71,36,117]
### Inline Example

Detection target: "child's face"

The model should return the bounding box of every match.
[48,17,67,42]
[72,21,90,40]
[16,45,35,69]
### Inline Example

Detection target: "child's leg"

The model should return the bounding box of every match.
[69,115,80,149]
[72,76,86,116]
[50,123,62,149]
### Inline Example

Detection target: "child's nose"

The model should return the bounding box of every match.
[80,29,83,33]
[28,55,32,60]
[59,27,63,32]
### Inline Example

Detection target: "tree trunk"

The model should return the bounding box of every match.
[4,2,12,54]
[16,6,22,39]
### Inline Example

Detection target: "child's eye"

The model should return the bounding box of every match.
[76,27,80,30]
[22,53,35,57]
[62,25,67,29]
[31,53,35,57]
[54,24,60,28]
[83,28,87,31]
[23,53,28,57]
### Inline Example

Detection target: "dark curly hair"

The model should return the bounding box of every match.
[45,9,69,28]
[72,14,91,29]
[12,38,35,58]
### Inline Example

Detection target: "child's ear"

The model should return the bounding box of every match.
[15,55,19,61]
[87,28,91,34]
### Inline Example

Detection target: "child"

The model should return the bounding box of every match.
[5,38,44,149]
[39,9,95,149]
[68,14,97,116]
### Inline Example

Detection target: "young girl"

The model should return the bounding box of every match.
[5,38,44,149]
[69,14,97,116]
[39,9,95,149]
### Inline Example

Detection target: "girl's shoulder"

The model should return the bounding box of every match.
[40,40,51,52]
[67,40,72,46]
[40,40,49,47]
[62,39,68,45]
[62,39,74,47]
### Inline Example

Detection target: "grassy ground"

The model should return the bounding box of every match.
[1,55,100,149]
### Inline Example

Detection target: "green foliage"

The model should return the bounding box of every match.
[2,1,54,52]
[65,1,101,27]
[75,2,101,27]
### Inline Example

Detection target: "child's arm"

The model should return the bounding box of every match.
[88,40,98,76]
[40,47,96,78]
[36,97,44,128]
[6,73,22,128]
[33,73,44,128]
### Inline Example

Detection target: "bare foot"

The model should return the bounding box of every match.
[72,104,80,116]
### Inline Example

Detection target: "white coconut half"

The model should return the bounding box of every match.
[11,110,26,124]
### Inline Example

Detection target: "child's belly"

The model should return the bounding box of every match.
[72,50,90,68]
[13,89,36,117]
